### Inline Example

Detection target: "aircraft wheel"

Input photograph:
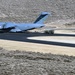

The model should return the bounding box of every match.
[0,31,4,33]
[44,30,54,34]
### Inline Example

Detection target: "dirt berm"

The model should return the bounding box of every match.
[0,48,75,75]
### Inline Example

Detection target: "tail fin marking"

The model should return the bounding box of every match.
[34,12,50,24]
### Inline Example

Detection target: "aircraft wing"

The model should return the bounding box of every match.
[46,28,75,30]
[10,26,22,32]
[43,27,75,34]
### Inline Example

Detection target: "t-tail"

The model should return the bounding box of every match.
[34,12,50,24]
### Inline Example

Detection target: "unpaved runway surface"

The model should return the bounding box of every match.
[0,31,75,56]
[0,48,75,75]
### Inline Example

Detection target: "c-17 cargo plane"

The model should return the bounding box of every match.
[0,12,75,34]
[0,12,50,33]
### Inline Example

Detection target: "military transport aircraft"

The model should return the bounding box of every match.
[0,12,50,33]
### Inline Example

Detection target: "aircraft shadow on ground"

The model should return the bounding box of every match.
[0,32,75,48]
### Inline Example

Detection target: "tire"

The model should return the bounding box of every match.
[44,30,54,34]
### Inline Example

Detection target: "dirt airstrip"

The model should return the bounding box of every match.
[0,39,75,56]
[0,29,75,56]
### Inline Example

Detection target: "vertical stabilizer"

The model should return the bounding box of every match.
[34,12,50,24]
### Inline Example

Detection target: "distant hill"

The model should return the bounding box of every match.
[0,0,75,22]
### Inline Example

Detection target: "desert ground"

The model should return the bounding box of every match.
[0,0,75,75]
[0,47,75,75]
